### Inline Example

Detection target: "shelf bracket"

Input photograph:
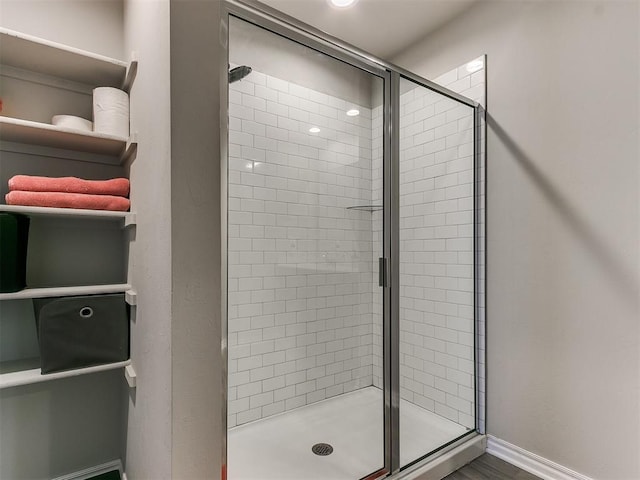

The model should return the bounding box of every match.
[125,364,137,388]
[124,212,136,228]
[120,132,138,165]
[122,52,138,93]
[125,289,137,306]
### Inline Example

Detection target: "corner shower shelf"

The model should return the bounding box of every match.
[0,283,133,301]
[0,357,131,390]
[346,205,383,212]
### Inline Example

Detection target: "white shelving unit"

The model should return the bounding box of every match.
[0,28,137,390]
[0,27,138,163]
[0,358,132,390]
[0,116,127,156]
[0,283,133,301]
[0,279,136,388]
[0,27,131,89]
[0,204,135,226]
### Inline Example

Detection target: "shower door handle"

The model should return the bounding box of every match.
[379,257,389,287]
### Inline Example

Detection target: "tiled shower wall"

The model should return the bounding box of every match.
[371,59,485,429]
[228,59,486,431]
[394,60,485,429]
[371,105,384,390]
[227,69,380,427]
[397,85,475,429]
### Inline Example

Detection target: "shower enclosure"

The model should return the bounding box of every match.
[222,2,485,479]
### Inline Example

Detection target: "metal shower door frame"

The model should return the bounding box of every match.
[220,1,483,478]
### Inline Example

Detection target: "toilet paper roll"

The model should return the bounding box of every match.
[93,87,129,139]
[52,115,93,132]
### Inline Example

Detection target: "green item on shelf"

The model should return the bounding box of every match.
[87,470,121,480]
[0,213,30,293]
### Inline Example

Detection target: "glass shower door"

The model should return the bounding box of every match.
[226,15,387,480]
[397,76,477,468]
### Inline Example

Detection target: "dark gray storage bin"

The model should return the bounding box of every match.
[33,293,129,374]
[0,213,30,293]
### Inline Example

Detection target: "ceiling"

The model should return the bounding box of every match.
[256,0,478,60]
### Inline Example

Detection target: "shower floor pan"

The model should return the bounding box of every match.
[227,386,468,480]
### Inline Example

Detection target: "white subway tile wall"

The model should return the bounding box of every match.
[395,58,486,432]
[228,69,384,427]
[371,104,384,390]
[227,58,486,433]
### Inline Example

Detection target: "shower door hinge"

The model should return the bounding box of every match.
[379,257,389,287]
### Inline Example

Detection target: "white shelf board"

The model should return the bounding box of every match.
[0,204,132,222]
[0,358,131,390]
[0,28,127,88]
[0,283,131,301]
[0,116,127,156]
[0,140,125,166]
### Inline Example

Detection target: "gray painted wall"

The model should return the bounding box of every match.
[0,372,126,480]
[170,1,224,477]
[0,0,124,59]
[123,0,172,478]
[393,1,640,479]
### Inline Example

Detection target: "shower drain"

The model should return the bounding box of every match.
[312,443,334,456]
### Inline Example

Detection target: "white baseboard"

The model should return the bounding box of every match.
[486,435,593,480]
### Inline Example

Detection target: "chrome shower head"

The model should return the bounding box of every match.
[229,65,252,83]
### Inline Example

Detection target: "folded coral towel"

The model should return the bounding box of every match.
[6,191,130,212]
[8,175,130,197]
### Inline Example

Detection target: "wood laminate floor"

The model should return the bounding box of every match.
[444,454,542,480]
